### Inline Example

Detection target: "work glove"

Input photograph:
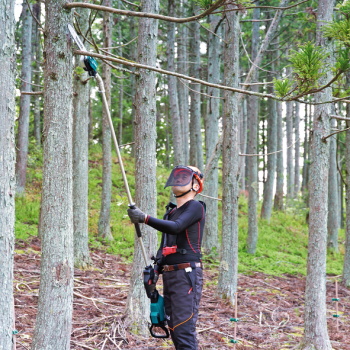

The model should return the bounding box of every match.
[127,206,146,223]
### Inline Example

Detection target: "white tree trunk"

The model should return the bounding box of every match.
[286,100,295,200]
[218,6,240,304]
[125,0,159,335]
[0,0,16,347]
[31,0,74,348]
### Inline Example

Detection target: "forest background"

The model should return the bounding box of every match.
[1,0,350,349]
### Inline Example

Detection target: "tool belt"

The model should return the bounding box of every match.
[163,261,203,272]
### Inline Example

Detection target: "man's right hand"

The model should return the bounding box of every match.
[127,206,146,223]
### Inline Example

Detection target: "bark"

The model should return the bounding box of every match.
[125,0,159,335]
[0,0,16,347]
[31,0,74,348]
[167,0,183,165]
[327,109,339,252]
[246,5,260,254]
[286,100,294,200]
[343,105,350,287]
[202,14,221,254]
[240,98,247,191]
[294,102,300,195]
[301,1,334,348]
[261,62,277,222]
[217,6,240,304]
[73,6,92,268]
[301,103,310,194]
[32,0,42,146]
[16,0,33,194]
[177,0,189,164]
[189,3,204,170]
[274,100,284,210]
[98,0,113,240]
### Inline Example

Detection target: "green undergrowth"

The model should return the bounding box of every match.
[16,144,345,277]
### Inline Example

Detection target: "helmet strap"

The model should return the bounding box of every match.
[174,178,198,198]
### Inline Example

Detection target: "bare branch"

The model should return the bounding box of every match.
[64,0,226,23]
[322,126,350,142]
[330,114,350,122]
[21,91,43,95]
[240,138,299,157]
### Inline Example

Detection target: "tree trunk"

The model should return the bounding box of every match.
[294,102,300,195]
[98,0,113,240]
[301,1,334,348]
[217,6,240,304]
[31,0,74,348]
[167,0,183,165]
[301,103,310,194]
[0,1,16,347]
[343,107,350,287]
[16,0,33,194]
[32,0,42,146]
[202,14,221,254]
[261,60,277,222]
[73,6,92,268]
[327,110,339,252]
[177,0,189,164]
[286,100,294,200]
[274,100,284,210]
[189,3,203,170]
[246,5,260,254]
[125,0,159,335]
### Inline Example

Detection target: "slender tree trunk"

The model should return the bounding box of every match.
[327,110,339,252]
[301,1,334,349]
[246,5,260,254]
[167,0,183,165]
[16,0,33,194]
[294,102,300,195]
[343,103,350,286]
[32,0,42,146]
[32,0,74,348]
[125,0,159,335]
[218,6,240,304]
[301,103,310,194]
[286,100,294,201]
[177,0,189,164]
[98,0,113,240]
[240,98,247,191]
[261,60,277,221]
[274,100,284,210]
[202,14,221,254]
[73,6,92,268]
[189,3,203,170]
[0,1,16,347]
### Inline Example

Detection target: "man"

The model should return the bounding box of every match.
[128,165,206,350]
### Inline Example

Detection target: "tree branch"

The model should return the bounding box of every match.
[74,49,278,99]
[64,0,226,23]
[322,126,350,142]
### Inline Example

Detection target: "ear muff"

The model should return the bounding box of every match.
[193,173,204,194]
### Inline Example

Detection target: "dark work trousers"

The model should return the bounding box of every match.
[163,267,203,350]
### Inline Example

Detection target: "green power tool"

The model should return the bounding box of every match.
[143,263,169,338]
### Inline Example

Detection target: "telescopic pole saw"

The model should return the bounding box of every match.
[68,24,148,266]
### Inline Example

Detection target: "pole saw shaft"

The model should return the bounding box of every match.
[95,73,148,266]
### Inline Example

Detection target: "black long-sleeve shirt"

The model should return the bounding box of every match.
[146,200,206,265]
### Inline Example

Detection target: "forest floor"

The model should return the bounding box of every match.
[14,237,350,350]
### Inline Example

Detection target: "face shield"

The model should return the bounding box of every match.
[164,166,204,194]
[164,166,194,188]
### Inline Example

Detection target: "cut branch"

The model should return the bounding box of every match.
[64,0,226,23]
